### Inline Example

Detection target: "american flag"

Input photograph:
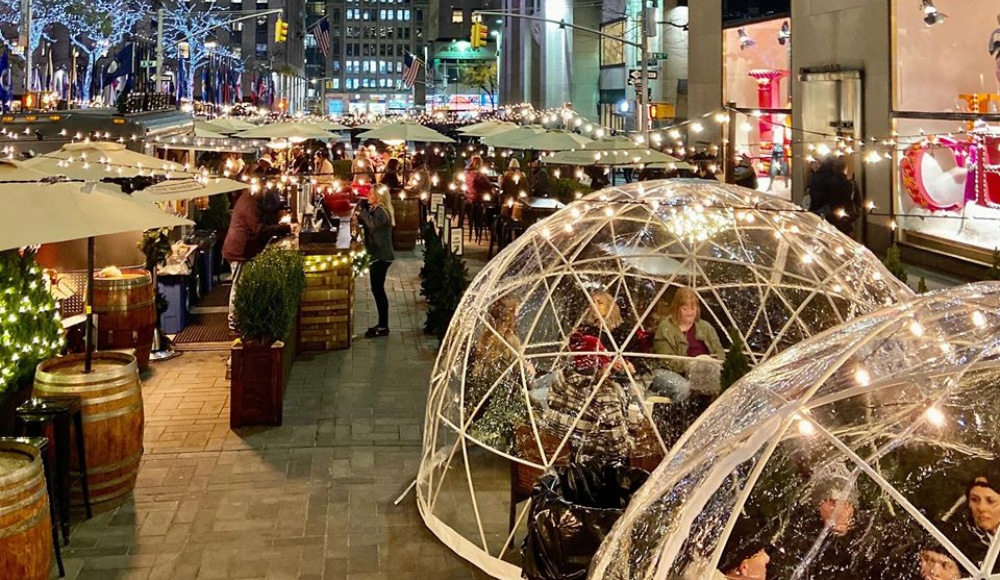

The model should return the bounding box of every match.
[314,18,331,58]
[401,52,422,89]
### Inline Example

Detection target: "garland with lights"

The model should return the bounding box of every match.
[0,249,64,393]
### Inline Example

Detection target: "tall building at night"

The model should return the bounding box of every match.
[304,0,430,116]
[425,0,501,115]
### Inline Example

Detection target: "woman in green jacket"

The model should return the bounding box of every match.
[652,287,724,400]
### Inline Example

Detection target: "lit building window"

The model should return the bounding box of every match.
[451,9,463,23]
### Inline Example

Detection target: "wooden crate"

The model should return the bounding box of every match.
[297,255,354,351]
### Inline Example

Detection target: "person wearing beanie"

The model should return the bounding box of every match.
[944,471,1000,572]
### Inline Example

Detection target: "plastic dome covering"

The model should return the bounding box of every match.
[591,282,1000,580]
[416,179,914,578]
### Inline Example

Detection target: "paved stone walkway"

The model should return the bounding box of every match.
[60,246,493,579]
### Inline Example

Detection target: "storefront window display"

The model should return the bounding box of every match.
[724,19,793,198]
[893,0,1000,256]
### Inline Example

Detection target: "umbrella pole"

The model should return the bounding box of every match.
[84,236,95,373]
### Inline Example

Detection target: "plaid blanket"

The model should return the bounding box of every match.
[544,369,630,459]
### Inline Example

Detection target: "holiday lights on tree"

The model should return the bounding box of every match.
[160,0,239,104]
[0,249,63,392]
[63,0,144,105]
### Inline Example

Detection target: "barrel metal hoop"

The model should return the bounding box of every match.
[81,400,144,423]
[85,451,143,476]
[0,485,47,521]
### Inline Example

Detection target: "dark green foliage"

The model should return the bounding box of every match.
[986,247,1000,281]
[137,228,172,273]
[194,194,231,232]
[882,243,908,285]
[917,276,928,294]
[233,248,306,344]
[331,159,354,180]
[720,328,751,392]
[550,178,593,206]
[0,250,64,392]
[420,224,470,341]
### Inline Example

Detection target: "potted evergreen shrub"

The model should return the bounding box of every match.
[230,248,306,428]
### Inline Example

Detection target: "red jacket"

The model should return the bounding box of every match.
[222,192,291,263]
[465,172,493,204]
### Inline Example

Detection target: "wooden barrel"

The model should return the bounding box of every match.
[92,270,156,372]
[0,441,52,580]
[34,352,144,506]
[391,197,421,252]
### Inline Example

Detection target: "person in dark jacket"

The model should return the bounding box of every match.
[357,186,395,338]
[379,157,403,194]
[222,187,293,331]
[809,156,859,235]
[944,474,1000,574]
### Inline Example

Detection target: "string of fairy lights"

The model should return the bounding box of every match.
[1,103,999,230]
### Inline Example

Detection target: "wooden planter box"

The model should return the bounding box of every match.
[229,332,296,429]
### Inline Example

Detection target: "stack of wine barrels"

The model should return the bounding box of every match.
[34,352,144,505]
[0,441,52,580]
[391,196,421,251]
[92,269,156,371]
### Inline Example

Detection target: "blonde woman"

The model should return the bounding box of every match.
[357,186,395,338]
[546,289,632,460]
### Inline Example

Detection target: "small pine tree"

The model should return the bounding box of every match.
[427,251,470,341]
[0,250,64,392]
[986,247,1000,281]
[882,244,909,285]
[720,328,751,392]
[420,224,447,335]
[917,276,929,294]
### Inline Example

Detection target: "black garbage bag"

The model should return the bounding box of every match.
[521,460,649,580]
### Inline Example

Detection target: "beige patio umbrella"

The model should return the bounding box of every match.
[542,148,681,167]
[0,160,193,371]
[201,117,258,134]
[483,127,590,151]
[233,122,341,140]
[357,122,455,143]
[194,122,230,139]
[23,142,246,202]
[458,120,519,137]
[316,120,351,132]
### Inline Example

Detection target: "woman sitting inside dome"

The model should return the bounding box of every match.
[545,290,633,461]
[651,287,724,402]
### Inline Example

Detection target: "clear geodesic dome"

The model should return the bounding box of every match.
[416,179,913,578]
[591,282,1000,580]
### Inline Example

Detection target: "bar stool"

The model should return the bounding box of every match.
[0,436,65,577]
[15,396,93,545]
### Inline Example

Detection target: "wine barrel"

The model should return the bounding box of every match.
[391,196,420,251]
[34,352,144,505]
[0,441,52,580]
[92,270,156,372]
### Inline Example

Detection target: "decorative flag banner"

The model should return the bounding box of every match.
[314,17,331,58]
[402,52,422,89]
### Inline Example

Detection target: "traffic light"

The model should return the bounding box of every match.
[470,22,488,49]
[275,17,289,43]
[648,103,675,120]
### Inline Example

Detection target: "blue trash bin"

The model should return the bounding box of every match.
[158,276,189,334]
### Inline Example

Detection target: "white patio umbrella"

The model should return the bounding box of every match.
[458,120,519,137]
[356,122,455,143]
[23,142,246,202]
[194,122,230,139]
[233,122,341,140]
[0,160,193,371]
[201,118,258,134]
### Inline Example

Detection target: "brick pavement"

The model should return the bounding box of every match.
[60,245,494,580]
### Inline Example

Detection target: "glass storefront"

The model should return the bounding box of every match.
[723,19,793,198]
[893,0,1000,257]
